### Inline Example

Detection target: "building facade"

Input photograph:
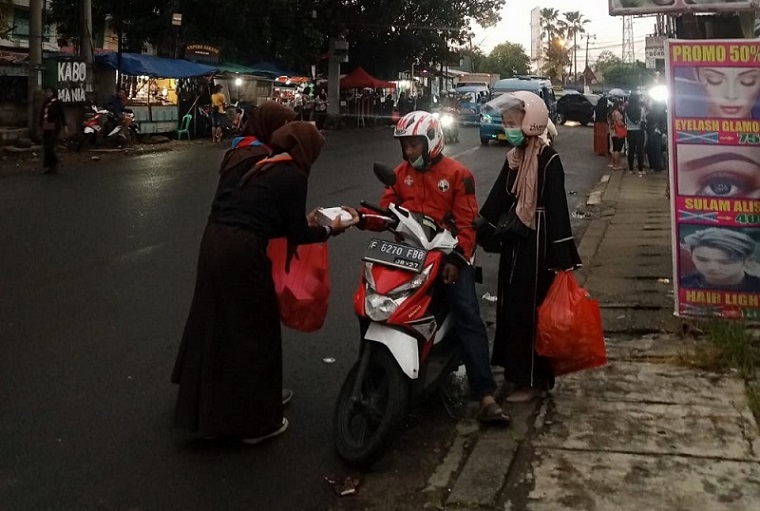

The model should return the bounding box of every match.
[530,7,544,75]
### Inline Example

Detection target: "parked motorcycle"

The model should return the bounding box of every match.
[332,163,466,467]
[78,104,139,150]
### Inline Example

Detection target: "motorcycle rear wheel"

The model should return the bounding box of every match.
[333,345,409,467]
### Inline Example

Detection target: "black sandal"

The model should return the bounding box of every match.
[476,402,511,425]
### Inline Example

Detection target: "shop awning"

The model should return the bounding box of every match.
[217,62,266,75]
[340,67,396,89]
[249,61,303,78]
[95,52,218,78]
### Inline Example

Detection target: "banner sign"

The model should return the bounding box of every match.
[184,44,220,64]
[55,58,87,103]
[666,39,760,319]
[610,0,759,16]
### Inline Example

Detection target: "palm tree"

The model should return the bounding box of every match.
[539,8,562,45]
[562,11,590,83]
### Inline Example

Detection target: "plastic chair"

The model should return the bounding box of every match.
[177,114,192,140]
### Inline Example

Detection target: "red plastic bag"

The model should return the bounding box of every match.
[536,271,607,376]
[268,238,330,332]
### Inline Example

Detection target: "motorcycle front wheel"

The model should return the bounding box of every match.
[333,344,409,467]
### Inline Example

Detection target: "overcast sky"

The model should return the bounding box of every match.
[471,0,655,64]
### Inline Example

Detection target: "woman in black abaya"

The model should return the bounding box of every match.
[479,91,581,403]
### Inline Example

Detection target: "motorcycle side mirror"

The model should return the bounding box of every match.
[373,162,396,187]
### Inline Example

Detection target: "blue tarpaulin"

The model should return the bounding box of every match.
[249,61,303,78]
[95,52,218,78]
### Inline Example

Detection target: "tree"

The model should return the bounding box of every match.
[49,0,506,79]
[543,37,570,84]
[560,11,589,82]
[1,0,14,37]
[539,7,568,80]
[539,8,562,44]
[595,50,623,74]
[481,42,530,78]
[603,61,655,89]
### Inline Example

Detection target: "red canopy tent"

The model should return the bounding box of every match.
[340,67,396,89]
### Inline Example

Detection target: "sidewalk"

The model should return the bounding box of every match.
[424,170,760,510]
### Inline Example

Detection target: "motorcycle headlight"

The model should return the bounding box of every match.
[440,115,454,127]
[365,291,409,322]
[363,265,432,321]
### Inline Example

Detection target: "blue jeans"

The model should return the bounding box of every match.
[444,264,497,398]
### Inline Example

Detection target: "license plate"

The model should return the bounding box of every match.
[497,133,507,140]
[362,239,428,273]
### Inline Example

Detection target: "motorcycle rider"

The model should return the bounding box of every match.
[105,88,133,134]
[358,111,510,424]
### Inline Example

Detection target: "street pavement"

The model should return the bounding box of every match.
[403,171,760,511]
[0,123,604,511]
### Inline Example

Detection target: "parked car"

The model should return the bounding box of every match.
[479,77,557,146]
[556,93,600,126]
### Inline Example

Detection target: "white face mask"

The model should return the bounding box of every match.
[410,155,426,170]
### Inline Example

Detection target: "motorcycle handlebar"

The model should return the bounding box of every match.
[360,201,390,216]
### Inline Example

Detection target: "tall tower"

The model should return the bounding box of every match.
[622,16,635,63]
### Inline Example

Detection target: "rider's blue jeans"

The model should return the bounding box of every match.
[444,264,497,399]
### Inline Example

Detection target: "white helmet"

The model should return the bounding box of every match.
[394,111,445,162]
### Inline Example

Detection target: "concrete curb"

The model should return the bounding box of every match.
[576,170,623,287]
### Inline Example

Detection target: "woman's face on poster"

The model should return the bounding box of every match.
[678,146,760,198]
[691,246,748,285]
[696,68,760,119]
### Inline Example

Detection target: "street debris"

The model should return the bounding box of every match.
[657,278,670,284]
[322,357,336,364]
[91,156,100,161]
[571,211,587,220]
[568,190,577,195]
[325,475,361,496]
[482,292,498,303]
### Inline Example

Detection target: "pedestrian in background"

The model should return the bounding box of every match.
[593,94,609,156]
[625,93,646,176]
[314,88,328,131]
[478,91,581,403]
[39,87,68,174]
[646,98,667,173]
[609,100,626,171]
[172,120,358,445]
[301,86,315,122]
[211,84,227,143]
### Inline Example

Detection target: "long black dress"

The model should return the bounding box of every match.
[479,146,581,390]
[172,158,327,438]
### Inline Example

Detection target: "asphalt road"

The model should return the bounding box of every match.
[0,123,604,511]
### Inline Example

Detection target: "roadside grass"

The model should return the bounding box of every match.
[676,320,760,423]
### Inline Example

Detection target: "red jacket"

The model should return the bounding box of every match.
[362,156,480,262]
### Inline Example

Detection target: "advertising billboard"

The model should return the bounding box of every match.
[610,0,759,16]
[666,39,760,319]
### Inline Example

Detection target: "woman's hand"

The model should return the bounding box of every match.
[307,208,320,227]
[329,206,360,235]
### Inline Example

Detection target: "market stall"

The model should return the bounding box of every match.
[95,52,218,134]
[339,67,396,126]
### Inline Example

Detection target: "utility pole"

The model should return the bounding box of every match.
[81,0,94,98]
[116,0,124,89]
[582,33,596,92]
[27,0,43,132]
[583,34,596,74]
